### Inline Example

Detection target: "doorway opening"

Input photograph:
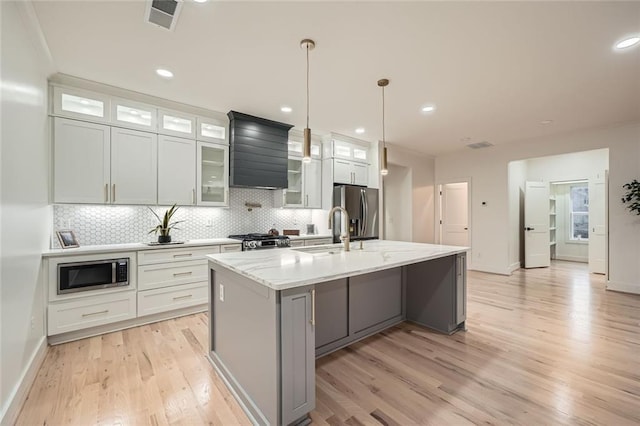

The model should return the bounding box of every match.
[509,149,609,276]
[437,180,470,247]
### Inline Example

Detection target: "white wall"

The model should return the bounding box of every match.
[0,2,54,423]
[386,145,435,243]
[384,163,412,241]
[435,123,640,294]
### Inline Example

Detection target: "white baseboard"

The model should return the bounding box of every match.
[0,337,48,426]
[507,262,521,274]
[555,255,588,263]
[468,263,512,276]
[606,281,640,295]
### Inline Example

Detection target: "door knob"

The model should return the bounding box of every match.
[525,227,535,231]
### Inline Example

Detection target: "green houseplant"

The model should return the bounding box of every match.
[621,179,640,216]
[149,203,183,243]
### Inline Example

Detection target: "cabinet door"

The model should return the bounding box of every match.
[285,158,303,206]
[315,279,348,349]
[158,135,196,205]
[303,159,322,208]
[112,98,157,132]
[349,268,402,335]
[159,109,196,138]
[197,141,229,206]
[111,127,158,205]
[333,159,353,184]
[456,253,467,325]
[352,162,368,186]
[52,86,110,123]
[280,287,316,425]
[53,118,111,204]
[196,116,227,143]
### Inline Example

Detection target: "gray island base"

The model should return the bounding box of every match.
[206,240,467,425]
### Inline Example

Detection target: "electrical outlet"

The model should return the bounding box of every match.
[219,284,224,302]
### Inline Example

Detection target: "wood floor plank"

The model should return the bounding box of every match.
[14,261,640,425]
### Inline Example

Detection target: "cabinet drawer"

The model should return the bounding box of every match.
[220,244,242,253]
[138,245,221,265]
[138,259,207,291]
[48,291,136,335]
[138,282,208,317]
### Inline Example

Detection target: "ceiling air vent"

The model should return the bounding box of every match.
[145,0,183,31]
[466,141,493,149]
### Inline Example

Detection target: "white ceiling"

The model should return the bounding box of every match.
[32,1,640,156]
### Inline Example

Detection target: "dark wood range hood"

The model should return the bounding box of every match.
[227,111,293,189]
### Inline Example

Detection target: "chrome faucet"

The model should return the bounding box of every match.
[328,206,350,252]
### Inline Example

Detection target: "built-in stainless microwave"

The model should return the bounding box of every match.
[58,258,129,295]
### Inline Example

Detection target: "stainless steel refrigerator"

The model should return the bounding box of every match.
[332,185,379,242]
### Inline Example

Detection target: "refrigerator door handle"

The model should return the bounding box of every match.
[361,189,367,236]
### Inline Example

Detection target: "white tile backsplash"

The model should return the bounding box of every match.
[52,188,315,247]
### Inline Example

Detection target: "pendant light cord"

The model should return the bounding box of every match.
[382,84,385,149]
[306,43,310,129]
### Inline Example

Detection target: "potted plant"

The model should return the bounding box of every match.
[149,203,183,243]
[622,179,640,216]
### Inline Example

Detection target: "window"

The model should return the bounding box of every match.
[570,184,589,240]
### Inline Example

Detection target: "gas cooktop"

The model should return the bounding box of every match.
[228,233,290,250]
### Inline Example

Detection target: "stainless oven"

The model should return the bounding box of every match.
[58,258,129,294]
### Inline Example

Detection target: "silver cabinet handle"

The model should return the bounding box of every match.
[310,289,316,326]
[104,183,109,203]
[173,253,192,258]
[305,194,309,207]
[192,188,196,205]
[173,271,193,277]
[173,294,193,301]
[112,184,116,203]
[82,309,108,317]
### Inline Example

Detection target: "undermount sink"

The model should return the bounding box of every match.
[291,245,345,255]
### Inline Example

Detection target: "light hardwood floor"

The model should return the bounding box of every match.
[16,261,640,425]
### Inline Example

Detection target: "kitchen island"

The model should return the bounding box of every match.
[207,240,468,426]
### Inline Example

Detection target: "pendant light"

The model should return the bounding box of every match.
[300,39,315,163]
[378,78,389,176]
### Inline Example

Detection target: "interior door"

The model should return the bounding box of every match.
[524,181,550,268]
[588,172,607,274]
[441,182,469,246]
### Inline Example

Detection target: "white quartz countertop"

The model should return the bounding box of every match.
[207,240,469,290]
[42,238,241,257]
[286,234,332,240]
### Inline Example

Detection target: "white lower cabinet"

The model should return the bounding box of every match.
[48,290,136,336]
[138,282,208,317]
[137,245,221,317]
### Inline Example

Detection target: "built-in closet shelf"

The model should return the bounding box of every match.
[288,170,301,174]
[202,160,224,167]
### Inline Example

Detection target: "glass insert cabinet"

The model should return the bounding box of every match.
[197,141,229,206]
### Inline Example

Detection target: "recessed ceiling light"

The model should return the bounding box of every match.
[280,106,292,113]
[156,68,174,78]
[421,105,436,113]
[193,0,208,3]
[355,127,365,134]
[615,36,640,50]
[540,119,553,125]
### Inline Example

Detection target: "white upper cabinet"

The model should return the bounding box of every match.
[110,127,158,205]
[158,136,196,206]
[332,139,369,164]
[159,109,196,139]
[53,118,111,204]
[333,159,368,186]
[112,98,157,132]
[304,159,322,208]
[53,86,110,123]
[197,141,229,206]
[196,116,228,144]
